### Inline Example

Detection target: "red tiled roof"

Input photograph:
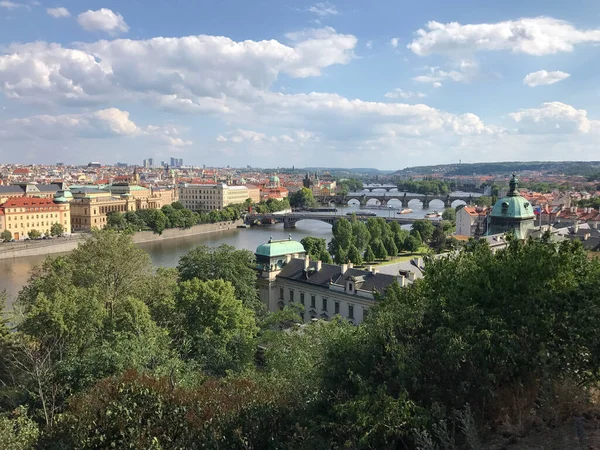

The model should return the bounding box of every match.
[13,168,30,175]
[2,197,58,207]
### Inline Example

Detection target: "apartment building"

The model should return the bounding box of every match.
[0,197,71,240]
[179,184,258,211]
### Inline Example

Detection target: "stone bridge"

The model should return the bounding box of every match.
[316,193,475,208]
[245,213,422,229]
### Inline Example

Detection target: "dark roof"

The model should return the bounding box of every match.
[0,185,24,193]
[277,259,398,293]
[36,184,60,192]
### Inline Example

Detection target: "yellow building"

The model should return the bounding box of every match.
[70,189,135,232]
[179,184,256,211]
[0,196,71,240]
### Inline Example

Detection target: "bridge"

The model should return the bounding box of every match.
[316,192,476,208]
[361,184,398,192]
[245,213,427,229]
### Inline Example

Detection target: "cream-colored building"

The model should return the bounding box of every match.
[0,196,71,240]
[70,189,135,232]
[255,237,422,324]
[179,184,256,211]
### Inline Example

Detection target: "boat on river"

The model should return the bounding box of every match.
[397,208,412,214]
[424,211,442,219]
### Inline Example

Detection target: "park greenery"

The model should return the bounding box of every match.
[288,187,316,209]
[395,179,453,195]
[1,231,600,448]
[337,178,364,195]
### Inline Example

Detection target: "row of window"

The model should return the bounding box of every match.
[280,287,355,319]
[7,220,67,229]
[5,206,58,213]
[7,213,59,221]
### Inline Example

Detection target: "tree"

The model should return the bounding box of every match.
[351,220,371,252]
[442,207,456,223]
[372,239,388,260]
[383,236,398,257]
[49,223,65,238]
[476,196,492,207]
[177,244,262,314]
[0,407,40,450]
[347,244,363,266]
[1,230,11,242]
[289,187,316,209]
[431,225,447,253]
[136,209,168,235]
[174,278,258,374]
[411,220,434,242]
[403,235,421,253]
[364,246,376,263]
[301,237,330,262]
[27,229,41,239]
[336,247,348,264]
[106,212,128,231]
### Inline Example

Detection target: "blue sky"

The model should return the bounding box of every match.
[1,0,600,169]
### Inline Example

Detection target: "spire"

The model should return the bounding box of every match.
[508,173,519,197]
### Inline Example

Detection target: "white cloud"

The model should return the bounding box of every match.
[408,17,600,56]
[390,38,399,48]
[523,70,570,87]
[0,29,356,107]
[365,40,373,49]
[77,8,129,35]
[432,82,442,88]
[0,1,29,10]
[307,2,338,17]
[413,60,479,86]
[46,7,69,18]
[0,108,140,140]
[384,88,426,99]
[509,102,599,134]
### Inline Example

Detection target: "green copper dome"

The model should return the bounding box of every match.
[256,236,305,257]
[490,174,534,220]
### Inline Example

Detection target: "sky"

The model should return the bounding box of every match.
[1,1,600,169]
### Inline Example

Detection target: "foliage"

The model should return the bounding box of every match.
[476,195,493,207]
[430,225,447,253]
[0,407,39,450]
[289,187,317,209]
[347,244,363,266]
[411,219,434,242]
[174,279,258,375]
[337,178,363,195]
[177,244,263,314]
[27,229,41,239]
[254,197,291,213]
[579,197,600,209]
[442,207,456,223]
[403,235,422,253]
[364,245,376,263]
[1,229,11,242]
[49,223,65,238]
[383,235,399,257]
[372,238,388,260]
[300,236,332,263]
[396,180,452,195]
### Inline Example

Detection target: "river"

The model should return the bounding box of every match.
[0,193,475,308]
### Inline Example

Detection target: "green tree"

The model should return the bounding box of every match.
[1,230,12,242]
[300,237,330,262]
[49,223,64,238]
[476,195,492,207]
[289,187,316,209]
[351,220,371,252]
[136,209,168,235]
[106,211,128,231]
[442,207,456,223]
[177,244,262,314]
[411,219,434,242]
[174,279,258,374]
[27,229,41,239]
[0,407,39,450]
[336,247,348,264]
[430,225,447,253]
[347,244,363,266]
[364,245,376,263]
[403,235,421,253]
[383,236,398,257]
[372,239,388,260]
[124,211,145,231]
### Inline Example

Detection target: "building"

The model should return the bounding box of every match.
[0,182,65,203]
[179,183,257,211]
[486,174,535,240]
[456,206,489,237]
[0,196,71,240]
[255,237,416,324]
[70,189,135,231]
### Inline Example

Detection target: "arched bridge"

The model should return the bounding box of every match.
[245,213,424,229]
[317,193,476,208]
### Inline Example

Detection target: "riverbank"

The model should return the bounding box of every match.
[0,220,243,260]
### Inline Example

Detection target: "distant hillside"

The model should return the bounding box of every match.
[394,161,600,177]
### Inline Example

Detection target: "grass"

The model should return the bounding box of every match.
[366,246,430,266]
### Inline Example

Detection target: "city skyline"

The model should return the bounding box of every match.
[1,0,600,168]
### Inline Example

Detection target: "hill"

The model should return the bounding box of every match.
[394,161,600,177]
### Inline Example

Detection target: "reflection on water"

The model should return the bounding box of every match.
[0,200,467,309]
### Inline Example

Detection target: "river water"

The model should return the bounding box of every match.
[0,192,476,308]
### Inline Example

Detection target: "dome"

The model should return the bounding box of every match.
[490,175,534,220]
[256,236,305,257]
[269,175,280,183]
[53,190,72,203]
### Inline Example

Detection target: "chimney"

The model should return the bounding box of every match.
[285,254,292,264]
[574,221,579,233]
[341,263,348,274]
[316,260,322,271]
[398,274,406,287]
[304,255,310,270]
[373,268,378,274]
[348,262,354,269]
[366,265,373,272]
[407,271,415,282]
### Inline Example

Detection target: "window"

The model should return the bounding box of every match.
[335,301,340,314]
[310,295,316,308]
[300,293,305,305]
[348,282,353,292]
[279,287,284,299]
[348,305,354,319]
[322,298,328,311]
[289,289,294,302]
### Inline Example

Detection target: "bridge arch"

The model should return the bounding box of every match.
[347,198,361,206]
[366,198,382,206]
[293,218,333,229]
[407,198,424,208]
[451,199,468,208]
[386,198,402,208]
[428,199,446,209]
